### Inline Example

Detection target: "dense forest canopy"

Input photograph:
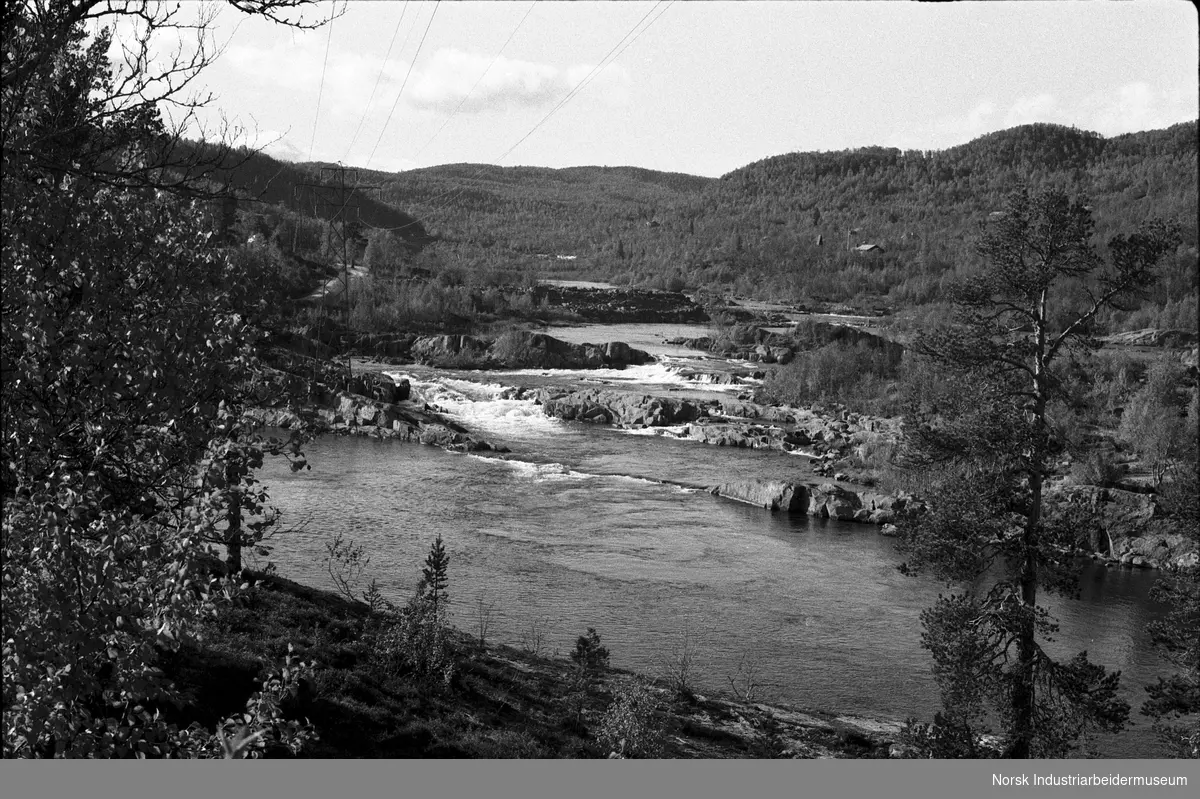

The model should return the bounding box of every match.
[229,120,1197,331]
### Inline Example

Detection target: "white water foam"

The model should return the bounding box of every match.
[386,372,562,439]
[500,359,749,393]
[464,453,693,492]
[621,425,690,438]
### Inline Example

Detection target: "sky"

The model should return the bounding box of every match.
[165,0,1199,178]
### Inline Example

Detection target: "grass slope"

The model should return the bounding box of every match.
[176,568,900,759]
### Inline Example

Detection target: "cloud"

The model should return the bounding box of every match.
[885,100,999,150]
[1077,82,1198,136]
[219,41,629,125]
[222,40,408,121]
[407,48,630,113]
[1003,93,1057,127]
[886,84,1196,151]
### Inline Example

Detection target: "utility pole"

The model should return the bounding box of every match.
[295,166,380,381]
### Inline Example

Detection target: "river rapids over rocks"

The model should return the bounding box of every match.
[260,322,1174,757]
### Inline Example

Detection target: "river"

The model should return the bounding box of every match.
[258,321,1173,758]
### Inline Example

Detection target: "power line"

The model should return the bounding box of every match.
[343,1,411,161]
[493,0,669,165]
[408,1,670,216]
[573,0,673,102]
[412,0,537,161]
[369,1,673,233]
[295,166,381,377]
[365,0,441,171]
[308,8,337,159]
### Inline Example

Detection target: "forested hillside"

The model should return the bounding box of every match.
[213,146,431,255]
[225,121,1196,332]
[364,121,1196,327]
[373,163,711,274]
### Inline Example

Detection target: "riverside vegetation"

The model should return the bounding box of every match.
[3,0,1197,759]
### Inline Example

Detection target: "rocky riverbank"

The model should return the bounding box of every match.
[245,366,508,453]
[1051,483,1199,570]
[531,385,913,526]
[250,337,1195,569]
[534,387,899,472]
[531,283,708,323]
[709,480,915,526]
[270,326,654,370]
[667,319,903,365]
[245,333,652,454]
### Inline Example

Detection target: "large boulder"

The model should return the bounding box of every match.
[603,340,653,367]
[489,331,604,369]
[711,481,809,512]
[538,388,704,427]
[808,482,862,520]
[348,371,410,404]
[411,334,491,366]
[683,423,793,450]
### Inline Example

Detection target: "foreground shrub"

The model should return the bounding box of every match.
[373,594,457,691]
[596,678,664,758]
[371,536,456,691]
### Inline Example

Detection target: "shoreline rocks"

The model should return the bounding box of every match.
[530,284,707,323]
[1050,484,1198,570]
[535,387,707,427]
[536,388,899,465]
[246,369,506,454]
[283,326,656,371]
[709,480,917,527]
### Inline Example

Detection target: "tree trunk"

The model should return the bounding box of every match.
[1008,468,1041,758]
[1007,287,1049,758]
[225,489,242,574]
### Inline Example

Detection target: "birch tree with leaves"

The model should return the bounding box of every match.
[2,0,328,758]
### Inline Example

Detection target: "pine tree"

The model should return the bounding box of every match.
[420,534,450,614]
[897,186,1180,757]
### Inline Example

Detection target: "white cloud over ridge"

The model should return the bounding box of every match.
[887,83,1197,152]
[220,42,628,122]
[407,49,630,113]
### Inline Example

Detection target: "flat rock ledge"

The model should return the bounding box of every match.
[336,330,655,370]
[709,479,917,528]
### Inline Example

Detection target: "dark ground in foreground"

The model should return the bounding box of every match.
[170,568,902,759]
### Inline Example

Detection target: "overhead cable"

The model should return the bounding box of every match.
[413,0,538,160]
[343,1,411,161]
[308,7,337,159]
[493,0,668,165]
[366,0,441,171]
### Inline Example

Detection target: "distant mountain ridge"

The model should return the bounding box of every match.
[370,121,1196,306]
[230,121,1197,312]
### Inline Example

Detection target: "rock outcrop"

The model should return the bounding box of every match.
[536,387,707,427]
[709,481,810,512]
[530,284,707,323]
[709,480,915,526]
[487,331,653,370]
[536,389,900,467]
[669,320,903,365]
[246,370,504,454]
[340,330,654,370]
[1050,484,1198,569]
